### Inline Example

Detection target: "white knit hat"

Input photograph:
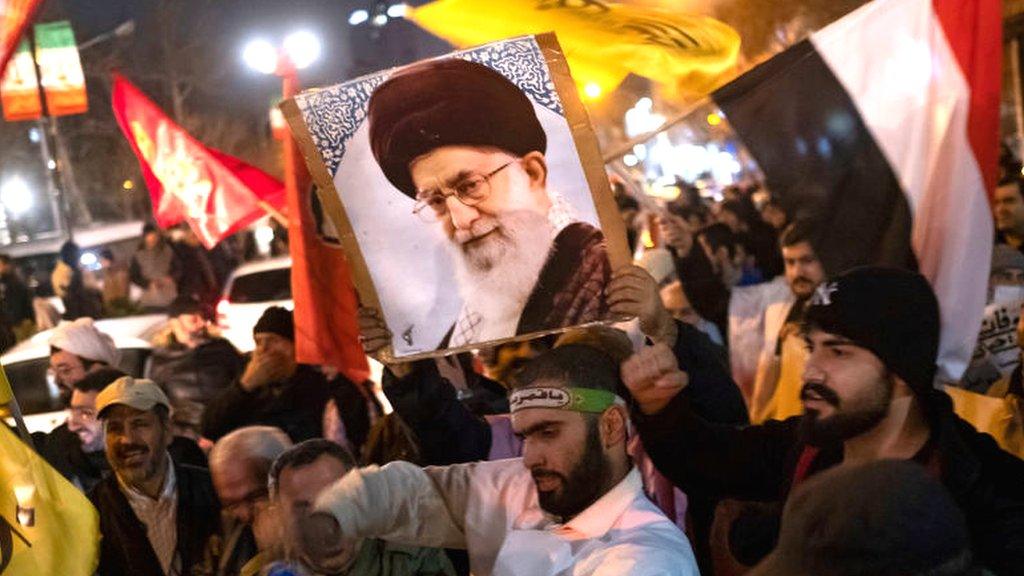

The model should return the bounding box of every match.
[48,318,121,367]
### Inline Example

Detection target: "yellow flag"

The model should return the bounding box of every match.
[0,363,13,406]
[408,0,740,96]
[0,424,100,575]
[944,386,1024,460]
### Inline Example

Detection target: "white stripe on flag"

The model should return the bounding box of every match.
[810,0,993,382]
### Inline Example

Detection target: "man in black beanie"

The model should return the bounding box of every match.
[367,57,610,349]
[202,307,374,449]
[622,266,1024,575]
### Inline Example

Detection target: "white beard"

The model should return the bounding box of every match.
[449,210,556,344]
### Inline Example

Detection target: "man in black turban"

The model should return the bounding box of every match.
[368,57,610,348]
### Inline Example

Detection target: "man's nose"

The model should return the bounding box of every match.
[802,356,825,383]
[446,196,480,231]
[521,443,544,470]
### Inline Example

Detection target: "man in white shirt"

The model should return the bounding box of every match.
[297,342,698,576]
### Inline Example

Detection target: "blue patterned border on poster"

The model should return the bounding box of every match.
[294,35,565,176]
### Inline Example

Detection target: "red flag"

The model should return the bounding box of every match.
[0,0,43,75]
[287,182,369,383]
[110,74,286,248]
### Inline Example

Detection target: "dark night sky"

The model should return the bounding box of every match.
[0,0,453,229]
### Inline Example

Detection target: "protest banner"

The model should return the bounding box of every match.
[282,33,629,360]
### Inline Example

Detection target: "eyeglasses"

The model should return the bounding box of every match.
[412,160,516,222]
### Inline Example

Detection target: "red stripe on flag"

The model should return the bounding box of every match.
[932,0,1002,197]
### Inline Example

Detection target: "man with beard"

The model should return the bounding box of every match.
[295,344,698,576]
[367,57,610,349]
[90,376,219,575]
[149,295,244,407]
[624,267,1024,575]
[749,220,827,423]
[49,317,121,403]
[36,318,122,489]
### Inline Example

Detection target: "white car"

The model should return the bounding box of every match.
[1,314,168,433]
[216,256,294,352]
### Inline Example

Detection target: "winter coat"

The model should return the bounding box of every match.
[201,364,370,445]
[89,462,220,576]
[632,388,1024,575]
[0,270,34,324]
[149,335,245,406]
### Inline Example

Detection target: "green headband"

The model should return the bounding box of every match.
[509,387,621,414]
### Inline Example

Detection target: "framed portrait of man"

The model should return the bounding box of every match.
[283,33,630,360]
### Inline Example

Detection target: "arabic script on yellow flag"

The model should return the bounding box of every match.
[408,0,740,95]
[0,423,100,575]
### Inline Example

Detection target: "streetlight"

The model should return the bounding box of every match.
[0,177,34,217]
[242,30,322,217]
[283,31,321,71]
[242,38,277,75]
[78,19,135,51]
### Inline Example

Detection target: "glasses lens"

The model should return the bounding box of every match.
[454,175,488,204]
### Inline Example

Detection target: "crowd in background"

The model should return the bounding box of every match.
[1,161,1023,576]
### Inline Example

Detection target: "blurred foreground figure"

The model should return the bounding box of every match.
[749,460,979,576]
[256,439,454,576]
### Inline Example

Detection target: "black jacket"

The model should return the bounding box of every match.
[633,388,1024,575]
[149,337,245,406]
[382,355,497,466]
[201,364,365,444]
[0,270,33,325]
[669,244,731,339]
[89,462,220,576]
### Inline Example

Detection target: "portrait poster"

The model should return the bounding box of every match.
[282,34,629,361]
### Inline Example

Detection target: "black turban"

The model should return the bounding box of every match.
[368,58,547,199]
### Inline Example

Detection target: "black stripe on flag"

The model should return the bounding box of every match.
[712,39,916,277]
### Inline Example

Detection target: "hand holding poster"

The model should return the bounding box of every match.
[282,34,629,360]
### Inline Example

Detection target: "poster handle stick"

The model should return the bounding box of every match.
[601,95,712,163]
[259,200,289,228]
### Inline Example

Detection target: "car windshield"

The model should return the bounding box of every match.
[229,268,292,303]
[3,348,150,415]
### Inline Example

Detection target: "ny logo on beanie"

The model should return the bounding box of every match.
[811,282,838,306]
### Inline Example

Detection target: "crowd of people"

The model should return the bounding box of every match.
[4,146,1024,576]
[0,218,293,353]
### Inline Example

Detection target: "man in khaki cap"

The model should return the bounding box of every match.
[89,376,220,576]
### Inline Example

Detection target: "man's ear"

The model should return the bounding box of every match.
[599,405,628,448]
[520,151,548,191]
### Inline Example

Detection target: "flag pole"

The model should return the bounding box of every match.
[0,365,35,448]
[259,200,289,228]
[601,95,712,163]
